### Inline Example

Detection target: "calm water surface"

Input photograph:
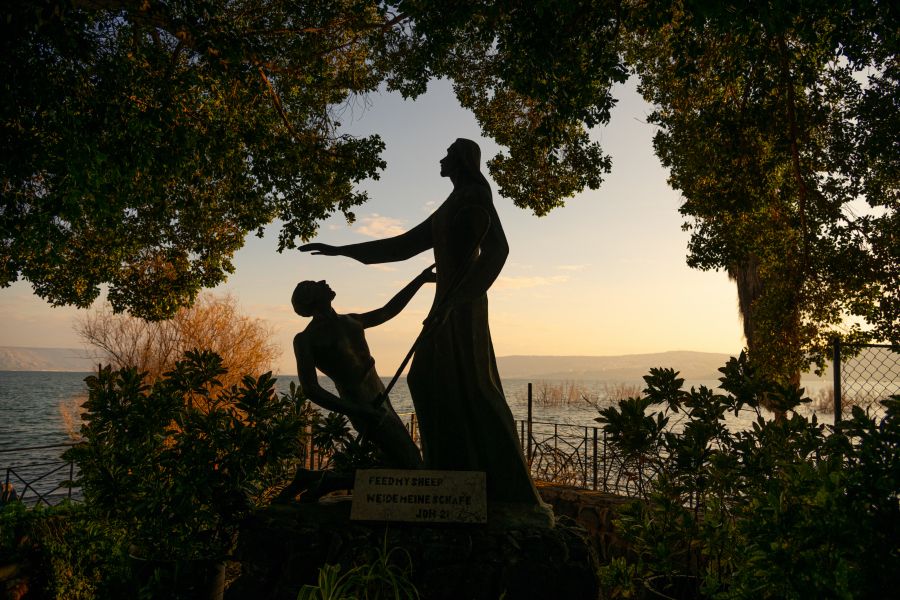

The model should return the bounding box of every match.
[0,370,836,501]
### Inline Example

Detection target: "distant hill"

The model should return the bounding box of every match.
[496,351,832,382]
[6,346,734,378]
[0,346,95,372]
[496,351,735,381]
[2,346,835,382]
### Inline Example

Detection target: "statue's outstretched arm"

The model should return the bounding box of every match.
[301,214,433,264]
[352,266,436,329]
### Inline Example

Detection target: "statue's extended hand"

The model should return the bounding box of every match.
[417,265,437,284]
[299,243,341,256]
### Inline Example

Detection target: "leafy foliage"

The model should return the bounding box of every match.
[626,1,899,380]
[2,0,624,318]
[0,502,131,599]
[3,1,895,366]
[296,539,419,600]
[65,349,309,561]
[598,356,900,599]
[310,410,384,473]
[1,500,33,564]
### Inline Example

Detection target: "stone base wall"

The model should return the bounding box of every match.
[227,498,600,600]
[536,483,637,563]
[227,485,637,600]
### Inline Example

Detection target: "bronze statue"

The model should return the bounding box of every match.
[278,270,431,501]
[301,138,543,508]
[293,270,434,467]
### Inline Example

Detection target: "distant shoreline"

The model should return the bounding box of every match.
[1,346,833,381]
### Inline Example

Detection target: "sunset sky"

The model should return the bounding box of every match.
[0,78,745,375]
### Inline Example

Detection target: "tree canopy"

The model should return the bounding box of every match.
[2,1,896,379]
[627,0,898,380]
[2,0,624,319]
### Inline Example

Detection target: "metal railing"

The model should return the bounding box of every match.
[516,418,658,497]
[0,401,655,506]
[833,340,900,422]
[1,443,79,507]
[512,382,662,497]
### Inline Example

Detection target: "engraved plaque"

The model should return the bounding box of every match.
[350,469,487,523]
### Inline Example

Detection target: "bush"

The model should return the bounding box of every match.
[75,292,280,388]
[65,350,310,563]
[597,353,900,599]
[0,502,130,599]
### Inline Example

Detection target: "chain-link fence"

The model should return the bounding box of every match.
[833,340,900,422]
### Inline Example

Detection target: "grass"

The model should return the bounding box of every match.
[296,537,419,600]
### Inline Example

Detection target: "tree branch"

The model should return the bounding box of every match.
[257,66,300,140]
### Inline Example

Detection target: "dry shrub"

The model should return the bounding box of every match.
[75,292,280,389]
[530,443,585,487]
[812,387,835,413]
[59,393,86,440]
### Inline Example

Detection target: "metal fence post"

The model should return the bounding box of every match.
[833,337,842,423]
[68,460,74,500]
[592,428,598,491]
[602,429,608,493]
[583,428,589,488]
[527,382,533,462]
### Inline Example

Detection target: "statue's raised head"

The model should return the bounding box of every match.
[291,280,335,316]
[440,138,491,188]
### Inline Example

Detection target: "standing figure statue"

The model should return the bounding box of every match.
[302,138,543,509]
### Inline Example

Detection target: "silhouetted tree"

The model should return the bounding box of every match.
[1,0,624,318]
[627,1,898,383]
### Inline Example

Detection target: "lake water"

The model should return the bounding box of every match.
[0,370,837,503]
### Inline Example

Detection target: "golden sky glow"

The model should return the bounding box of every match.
[0,79,744,374]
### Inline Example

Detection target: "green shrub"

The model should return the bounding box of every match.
[598,353,900,599]
[1,502,130,599]
[65,350,310,563]
[311,410,384,473]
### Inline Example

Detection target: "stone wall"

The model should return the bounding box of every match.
[227,498,600,600]
[536,483,637,564]
[226,486,637,600]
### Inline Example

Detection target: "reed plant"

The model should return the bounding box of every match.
[810,386,885,414]
[530,380,596,407]
[600,382,643,403]
[57,394,85,441]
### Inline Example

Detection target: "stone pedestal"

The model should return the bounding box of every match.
[226,497,599,600]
